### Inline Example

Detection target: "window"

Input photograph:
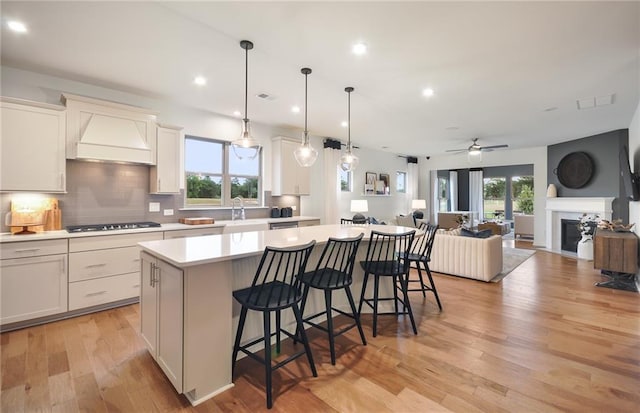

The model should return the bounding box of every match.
[483,177,506,219]
[396,171,406,193]
[185,136,261,207]
[340,168,352,192]
[438,177,448,211]
[512,176,534,215]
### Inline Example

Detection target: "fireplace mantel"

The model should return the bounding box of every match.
[545,197,615,253]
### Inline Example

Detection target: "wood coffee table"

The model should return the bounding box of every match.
[478,221,510,236]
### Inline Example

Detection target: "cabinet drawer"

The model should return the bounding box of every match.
[164,227,223,239]
[69,246,141,282]
[1,239,67,259]
[69,231,163,252]
[69,272,140,311]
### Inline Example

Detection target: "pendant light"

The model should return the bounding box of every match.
[293,67,318,167]
[340,87,359,172]
[231,40,261,160]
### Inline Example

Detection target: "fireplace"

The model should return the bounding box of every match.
[560,219,581,253]
[545,197,615,253]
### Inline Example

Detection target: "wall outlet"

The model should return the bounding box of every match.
[291,205,297,211]
[149,202,160,212]
[163,209,174,216]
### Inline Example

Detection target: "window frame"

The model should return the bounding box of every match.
[184,135,262,207]
[396,171,407,194]
[340,168,352,192]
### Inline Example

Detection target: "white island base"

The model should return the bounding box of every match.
[138,224,419,405]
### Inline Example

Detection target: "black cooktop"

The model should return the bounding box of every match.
[66,221,161,233]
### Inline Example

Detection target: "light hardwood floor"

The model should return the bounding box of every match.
[2,241,639,412]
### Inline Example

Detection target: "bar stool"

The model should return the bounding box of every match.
[358,230,417,337]
[232,240,317,409]
[297,234,366,365]
[406,223,442,310]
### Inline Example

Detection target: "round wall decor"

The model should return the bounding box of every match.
[554,151,594,189]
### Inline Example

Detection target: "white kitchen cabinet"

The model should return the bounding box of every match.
[68,232,162,310]
[0,239,68,326]
[297,219,321,227]
[150,124,182,194]
[272,136,311,196]
[140,252,184,393]
[0,97,66,193]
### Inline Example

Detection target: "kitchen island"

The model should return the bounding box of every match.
[137,224,419,406]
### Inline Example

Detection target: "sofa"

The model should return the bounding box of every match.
[429,231,503,282]
[514,214,534,239]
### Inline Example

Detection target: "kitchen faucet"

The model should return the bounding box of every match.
[231,196,245,221]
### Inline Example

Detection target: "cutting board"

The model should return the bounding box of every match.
[10,198,62,233]
[180,217,215,225]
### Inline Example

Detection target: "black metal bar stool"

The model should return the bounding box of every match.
[358,230,417,337]
[232,240,317,409]
[297,234,366,365]
[406,223,442,310]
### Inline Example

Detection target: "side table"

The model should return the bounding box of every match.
[593,229,638,292]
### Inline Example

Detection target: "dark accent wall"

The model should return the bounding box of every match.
[547,129,628,220]
[457,169,470,211]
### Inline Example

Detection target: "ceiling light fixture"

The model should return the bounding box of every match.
[231,40,261,160]
[341,121,348,128]
[340,87,359,172]
[291,105,300,113]
[423,88,435,97]
[293,68,318,167]
[7,20,27,33]
[352,42,367,55]
[467,140,482,163]
[233,110,242,117]
[194,76,207,86]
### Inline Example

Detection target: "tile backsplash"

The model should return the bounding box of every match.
[1,160,301,232]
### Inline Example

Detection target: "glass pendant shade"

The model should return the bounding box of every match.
[294,132,318,167]
[232,118,261,160]
[340,145,359,172]
[467,148,482,163]
[340,86,358,172]
[231,40,261,160]
[295,67,317,167]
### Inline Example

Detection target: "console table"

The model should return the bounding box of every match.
[593,229,638,292]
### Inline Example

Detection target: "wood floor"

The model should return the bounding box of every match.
[2,241,639,412]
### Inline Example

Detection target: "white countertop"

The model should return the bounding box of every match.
[0,216,320,243]
[138,224,421,268]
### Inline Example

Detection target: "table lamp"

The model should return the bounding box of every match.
[350,200,368,224]
[411,199,426,219]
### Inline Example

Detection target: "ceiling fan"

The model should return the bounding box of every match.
[446,138,509,155]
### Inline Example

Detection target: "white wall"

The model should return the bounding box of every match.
[418,146,548,247]
[0,65,300,193]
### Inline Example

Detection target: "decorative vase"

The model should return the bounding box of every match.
[546,184,557,198]
[577,237,594,260]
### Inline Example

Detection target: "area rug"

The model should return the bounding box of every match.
[490,247,536,282]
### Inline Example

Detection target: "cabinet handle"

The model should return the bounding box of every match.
[158,179,161,192]
[150,263,156,287]
[14,248,41,253]
[86,291,107,297]
[61,257,66,274]
[154,264,160,287]
[85,263,107,268]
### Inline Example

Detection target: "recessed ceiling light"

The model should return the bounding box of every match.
[193,76,207,86]
[381,146,389,149]
[543,107,558,112]
[352,42,367,55]
[422,88,435,97]
[341,121,348,128]
[7,20,27,33]
[291,106,300,113]
[445,126,460,130]
[233,111,242,117]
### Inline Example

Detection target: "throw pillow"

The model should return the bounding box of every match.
[460,228,493,239]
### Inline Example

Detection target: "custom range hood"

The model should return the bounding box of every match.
[62,93,158,164]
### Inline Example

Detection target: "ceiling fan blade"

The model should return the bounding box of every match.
[481,144,509,151]
[445,148,468,153]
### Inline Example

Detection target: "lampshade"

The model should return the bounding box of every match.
[350,199,368,213]
[294,68,318,167]
[340,87,359,172]
[231,40,261,160]
[411,199,426,209]
[467,148,482,163]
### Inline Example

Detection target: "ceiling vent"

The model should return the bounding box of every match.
[577,93,615,110]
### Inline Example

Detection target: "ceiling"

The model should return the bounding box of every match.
[1,1,639,157]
